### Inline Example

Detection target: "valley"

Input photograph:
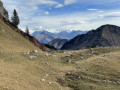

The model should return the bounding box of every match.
[0,0,120,90]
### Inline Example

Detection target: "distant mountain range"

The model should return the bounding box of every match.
[61,24,120,50]
[32,30,87,44]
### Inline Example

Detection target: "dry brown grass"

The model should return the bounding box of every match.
[0,52,72,90]
[0,19,120,90]
[60,49,120,90]
[0,47,120,90]
[0,20,40,52]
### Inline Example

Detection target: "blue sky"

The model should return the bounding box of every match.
[2,0,120,33]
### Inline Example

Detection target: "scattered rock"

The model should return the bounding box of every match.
[90,48,93,51]
[66,72,71,75]
[104,54,107,57]
[69,53,74,56]
[45,62,48,65]
[92,51,94,54]
[29,56,36,60]
[45,54,49,56]
[27,52,30,55]
[64,52,67,53]
[48,82,52,85]
[69,60,72,63]
[81,57,83,59]
[41,79,45,82]
[45,74,49,77]
[113,82,117,85]
[78,76,81,79]
[33,50,38,53]
[103,80,107,82]
[2,29,5,32]
[117,81,120,84]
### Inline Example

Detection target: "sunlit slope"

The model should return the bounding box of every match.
[0,52,71,90]
[59,47,120,90]
[0,19,120,90]
[0,44,120,90]
[0,20,40,52]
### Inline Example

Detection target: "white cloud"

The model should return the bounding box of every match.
[87,9,104,13]
[87,9,99,11]
[19,9,120,32]
[26,0,58,6]
[60,20,87,25]
[19,6,39,13]
[3,0,120,33]
[98,12,120,18]
[64,0,77,5]
[45,11,49,15]
[55,4,63,8]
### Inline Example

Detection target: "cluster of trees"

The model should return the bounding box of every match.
[11,9,29,35]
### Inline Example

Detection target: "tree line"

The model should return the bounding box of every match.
[11,9,29,35]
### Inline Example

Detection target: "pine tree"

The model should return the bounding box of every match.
[25,26,29,35]
[11,9,20,28]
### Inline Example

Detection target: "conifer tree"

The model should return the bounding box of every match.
[11,9,20,28]
[25,26,29,35]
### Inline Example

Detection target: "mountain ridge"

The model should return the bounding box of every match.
[32,30,87,44]
[61,24,120,50]
[48,38,69,49]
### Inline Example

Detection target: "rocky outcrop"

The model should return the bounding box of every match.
[61,24,120,50]
[0,1,8,19]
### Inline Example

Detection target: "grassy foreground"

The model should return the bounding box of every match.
[0,47,120,90]
[0,20,120,90]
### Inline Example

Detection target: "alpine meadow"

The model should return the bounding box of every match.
[0,0,120,90]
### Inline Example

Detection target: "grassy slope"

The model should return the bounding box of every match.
[0,20,40,52]
[0,20,70,90]
[59,47,120,90]
[0,20,120,90]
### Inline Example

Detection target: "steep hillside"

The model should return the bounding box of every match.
[48,38,68,49]
[0,19,42,52]
[0,0,46,52]
[61,24,120,50]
